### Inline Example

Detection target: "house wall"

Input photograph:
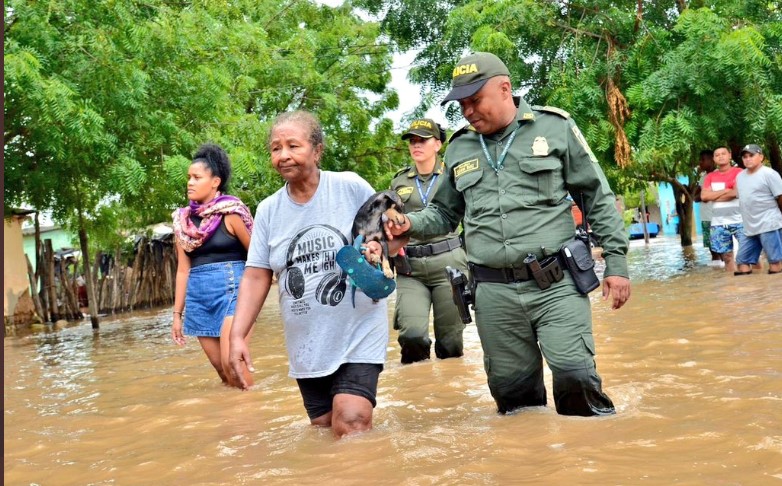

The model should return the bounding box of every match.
[23,227,74,262]
[657,178,700,237]
[4,217,38,325]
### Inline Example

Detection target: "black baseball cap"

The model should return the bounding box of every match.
[401,119,441,140]
[441,52,511,105]
[740,144,763,155]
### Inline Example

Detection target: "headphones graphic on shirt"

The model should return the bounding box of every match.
[284,224,348,306]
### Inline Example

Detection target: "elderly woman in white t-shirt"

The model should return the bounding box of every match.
[228,111,406,439]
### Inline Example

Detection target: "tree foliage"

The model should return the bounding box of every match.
[356,0,782,246]
[5,0,407,251]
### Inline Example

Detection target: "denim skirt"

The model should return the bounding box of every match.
[184,261,244,337]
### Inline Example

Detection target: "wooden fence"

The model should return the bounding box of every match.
[25,234,177,323]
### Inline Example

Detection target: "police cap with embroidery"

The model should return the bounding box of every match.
[740,144,763,155]
[441,52,511,106]
[401,118,445,142]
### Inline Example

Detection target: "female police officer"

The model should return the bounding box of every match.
[390,119,469,364]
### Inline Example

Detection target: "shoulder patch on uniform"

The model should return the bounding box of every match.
[393,166,411,178]
[448,124,475,143]
[396,187,414,197]
[454,159,480,178]
[571,125,599,163]
[533,105,571,119]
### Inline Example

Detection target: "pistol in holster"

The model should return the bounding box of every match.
[392,254,412,276]
[523,253,564,290]
[445,266,474,324]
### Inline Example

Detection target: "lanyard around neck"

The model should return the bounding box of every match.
[415,173,438,206]
[479,128,518,174]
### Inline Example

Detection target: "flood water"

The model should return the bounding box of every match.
[5,236,781,485]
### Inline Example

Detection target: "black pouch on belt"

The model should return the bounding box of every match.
[560,237,600,295]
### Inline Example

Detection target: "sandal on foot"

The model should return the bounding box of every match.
[733,271,752,275]
[769,269,781,274]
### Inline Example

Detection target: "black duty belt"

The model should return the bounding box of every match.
[470,263,531,283]
[406,237,461,258]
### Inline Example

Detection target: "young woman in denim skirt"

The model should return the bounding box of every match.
[171,143,255,388]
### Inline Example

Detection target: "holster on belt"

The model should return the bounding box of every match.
[392,253,412,276]
[523,253,564,290]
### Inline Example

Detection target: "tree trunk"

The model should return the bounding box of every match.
[766,135,781,176]
[44,239,60,322]
[78,226,100,329]
[671,183,694,247]
[34,213,49,321]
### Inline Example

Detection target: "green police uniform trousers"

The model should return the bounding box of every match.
[394,247,468,363]
[474,274,615,416]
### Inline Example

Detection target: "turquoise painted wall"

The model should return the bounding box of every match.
[22,228,75,262]
[657,176,704,236]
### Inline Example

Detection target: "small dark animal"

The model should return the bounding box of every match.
[351,190,406,279]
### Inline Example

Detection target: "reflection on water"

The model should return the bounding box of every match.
[5,236,782,484]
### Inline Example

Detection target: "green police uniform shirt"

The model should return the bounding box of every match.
[406,97,629,278]
[390,160,461,247]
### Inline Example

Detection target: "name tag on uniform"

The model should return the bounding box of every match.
[396,187,414,197]
[454,159,480,178]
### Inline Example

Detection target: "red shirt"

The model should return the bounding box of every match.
[703,166,743,191]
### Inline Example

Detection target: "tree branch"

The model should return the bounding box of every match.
[634,0,643,34]
[553,21,603,40]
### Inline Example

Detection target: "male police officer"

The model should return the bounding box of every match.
[390,119,469,364]
[384,52,630,416]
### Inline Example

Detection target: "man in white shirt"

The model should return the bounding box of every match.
[735,144,782,275]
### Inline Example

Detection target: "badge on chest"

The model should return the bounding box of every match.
[532,136,550,156]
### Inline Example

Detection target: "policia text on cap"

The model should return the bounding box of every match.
[381,52,631,417]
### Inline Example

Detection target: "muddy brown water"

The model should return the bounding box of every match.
[4,236,781,485]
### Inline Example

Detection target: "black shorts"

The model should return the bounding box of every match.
[296,363,383,420]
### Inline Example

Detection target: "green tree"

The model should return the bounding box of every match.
[357,0,782,247]
[5,0,406,325]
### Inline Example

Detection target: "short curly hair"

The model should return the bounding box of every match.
[268,111,325,165]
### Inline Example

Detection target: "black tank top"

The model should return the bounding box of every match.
[185,216,247,268]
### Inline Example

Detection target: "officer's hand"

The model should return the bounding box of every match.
[602,276,630,310]
[383,213,410,240]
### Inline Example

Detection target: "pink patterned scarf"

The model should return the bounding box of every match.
[172,194,254,252]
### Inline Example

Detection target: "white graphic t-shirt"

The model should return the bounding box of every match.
[246,171,388,378]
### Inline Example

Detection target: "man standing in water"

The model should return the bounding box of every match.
[701,146,744,274]
[382,52,630,416]
[694,149,722,265]
[734,144,782,275]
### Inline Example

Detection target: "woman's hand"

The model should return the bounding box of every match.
[229,338,254,390]
[171,314,186,346]
[361,236,409,263]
